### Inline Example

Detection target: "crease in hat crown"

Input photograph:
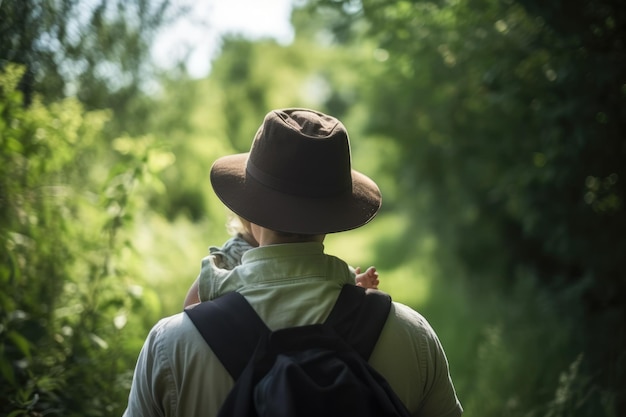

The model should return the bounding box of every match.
[209,108,382,234]
[276,108,342,138]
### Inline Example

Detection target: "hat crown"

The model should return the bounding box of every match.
[247,109,352,197]
[209,108,381,234]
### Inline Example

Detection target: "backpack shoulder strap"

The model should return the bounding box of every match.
[324,285,392,360]
[184,285,393,377]
[184,291,269,379]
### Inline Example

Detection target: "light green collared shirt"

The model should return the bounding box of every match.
[123,242,462,417]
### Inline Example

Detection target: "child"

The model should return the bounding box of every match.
[183,215,380,307]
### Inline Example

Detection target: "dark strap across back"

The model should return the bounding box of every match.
[184,284,392,379]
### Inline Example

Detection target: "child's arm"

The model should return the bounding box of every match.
[183,255,237,308]
[183,235,257,309]
[355,266,379,289]
[183,277,201,308]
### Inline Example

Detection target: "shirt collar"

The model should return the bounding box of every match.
[241,241,325,264]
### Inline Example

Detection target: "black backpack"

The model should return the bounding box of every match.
[184,284,411,417]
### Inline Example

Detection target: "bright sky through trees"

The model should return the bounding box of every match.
[152,0,295,78]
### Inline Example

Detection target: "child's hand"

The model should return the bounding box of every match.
[355,266,379,289]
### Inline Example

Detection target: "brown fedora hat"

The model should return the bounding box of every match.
[210,108,382,234]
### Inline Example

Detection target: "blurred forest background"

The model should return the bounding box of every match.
[1,0,624,416]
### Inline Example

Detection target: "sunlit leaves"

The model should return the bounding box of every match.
[302,0,624,414]
[0,64,159,416]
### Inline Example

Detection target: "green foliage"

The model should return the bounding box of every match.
[0,64,163,416]
[2,0,624,414]
[301,0,625,414]
[0,0,179,136]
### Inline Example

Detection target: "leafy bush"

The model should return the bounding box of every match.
[302,0,625,413]
[0,64,163,416]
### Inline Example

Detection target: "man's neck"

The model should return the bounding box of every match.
[251,224,325,246]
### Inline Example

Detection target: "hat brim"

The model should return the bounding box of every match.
[210,153,382,234]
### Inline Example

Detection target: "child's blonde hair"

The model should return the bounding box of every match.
[226,213,252,237]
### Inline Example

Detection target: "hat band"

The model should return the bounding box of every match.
[246,160,351,198]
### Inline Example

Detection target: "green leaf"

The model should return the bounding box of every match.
[7,330,31,358]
